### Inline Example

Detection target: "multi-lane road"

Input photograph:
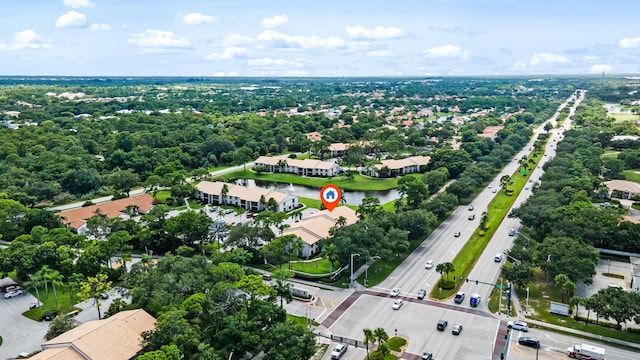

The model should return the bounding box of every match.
[295,90,635,360]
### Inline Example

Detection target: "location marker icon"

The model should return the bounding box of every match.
[320,184,341,211]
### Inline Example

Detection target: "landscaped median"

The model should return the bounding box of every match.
[431,150,544,300]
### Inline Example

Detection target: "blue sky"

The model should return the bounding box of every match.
[1,0,640,77]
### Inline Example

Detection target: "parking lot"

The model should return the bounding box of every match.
[575,258,631,298]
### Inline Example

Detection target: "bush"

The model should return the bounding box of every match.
[438,279,455,289]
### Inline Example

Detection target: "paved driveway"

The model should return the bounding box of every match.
[0,292,48,359]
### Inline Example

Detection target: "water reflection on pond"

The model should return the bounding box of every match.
[238,179,400,206]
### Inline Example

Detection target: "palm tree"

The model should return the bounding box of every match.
[325,243,339,274]
[45,270,64,310]
[272,269,293,308]
[24,273,43,305]
[37,265,53,299]
[220,184,229,206]
[363,328,374,359]
[377,343,391,358]
[373,327,388,346]
[276,159,288,173]
[336,216,347,227]
[67,273,84,306]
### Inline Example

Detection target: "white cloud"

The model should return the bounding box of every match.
[529,52,569,65]
[128,30,191,54]
[63,0,94,8]
[423,44,465,58]
[183,12,216,25]
[223,34,254,45]
[205,47,248,60]
[213,71,239,76]
[367,50,394,57]
[88,23,111,31]
[260,15,289,29]
[582,55,599,63]
[55,10,87,28]
[345,25,404,40]
[248,57,307,68]
[0,29,53,51]
[619,37,640,48]
[257,30,346,50]
[590,64,613,73]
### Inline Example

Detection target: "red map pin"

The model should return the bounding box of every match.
[320,184,341,211]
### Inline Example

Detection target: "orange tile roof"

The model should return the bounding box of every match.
[57,194,154,230]
[283,206,358,245]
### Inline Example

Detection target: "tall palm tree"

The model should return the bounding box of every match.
[220,184,229,206]
[67,273,85,306]
[24,273,43,305]
[325,243,339,274]
[272,269,293,308]
[363,328,374,359]
[45,270,64,310]
[373,327,388,346]
[37,265,53,299]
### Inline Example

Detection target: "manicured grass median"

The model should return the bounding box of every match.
[23,286,76,321]
[431,152,543,300]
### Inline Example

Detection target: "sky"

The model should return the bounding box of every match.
[1,0,640,77]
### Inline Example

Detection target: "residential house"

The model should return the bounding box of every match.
[57,194,154,235]
[370,156,431,177]
[282,206,358,257]
[604,180,640,200]
[26,309,156,360]
[254,156,341,177]
[194,181,298,212]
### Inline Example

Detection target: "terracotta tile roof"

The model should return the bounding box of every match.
[254,156,338,170]
[283,206,357,245]
[57,194,154,230]
[328,143,348,151]
[604,180,640,194]
[25,347,85,360]
[196,181,290,203]
[374,156,431,170]
[39,309,156,360]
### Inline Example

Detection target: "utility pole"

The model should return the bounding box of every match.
[498,278,503,315]
[350,253,360,288]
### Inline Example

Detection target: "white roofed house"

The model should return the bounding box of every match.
[370,155,431,178]
[195,181,298,212]
[254,156,341,177]
[282,206,358,258]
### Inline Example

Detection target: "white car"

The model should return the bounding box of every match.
[392,299,404,310]
[390,288,401,297]
[425,260,435,269]
[507,320,529,332]
[4,290,23,299]
[494,254,503,262]
[331,344,347,359]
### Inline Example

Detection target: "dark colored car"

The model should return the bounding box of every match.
[437,319,448,331]
[454,292,465,304]
[518,337,540,349]
[99,293,109,299]
[42,311,58,321]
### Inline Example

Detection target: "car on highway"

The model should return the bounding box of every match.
[4,289,23,298]
[494,253,503,262]
[508,320,529,332]
[518,337,540,349]
[417,289,426,300]
[492,188,497,193]
[524,186,529,190]
[454,231,461,237]
[468,205,474,211]
[425,260,434,269]
[390,288,401,297]
[392,299,404,310]
[454,291,465,304]
[452,324,463,335]
[468,214,475,220]
[437,319,448,331]
[508,229,516,236]
[331,344,347,359]
[421,352,433,360]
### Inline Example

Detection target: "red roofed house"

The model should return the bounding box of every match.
[57,194,155,235]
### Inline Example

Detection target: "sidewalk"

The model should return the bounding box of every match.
[509,287,640,351]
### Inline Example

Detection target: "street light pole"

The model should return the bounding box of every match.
[350,253,360,288]
[545,255,551,286]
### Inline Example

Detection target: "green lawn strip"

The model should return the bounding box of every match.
[286,313,319,328]
[23,286,76,321]
[289,258,332,274]
[515,269,640,344]
[486,286,516,317]
[385,336,407,351]
[208,165,229,172]
[610,113,640,123]
[432,155,542,300]
[187,199,204,209]
[622,169,640,183]
[221,170,402,191]
[154,190,172,202]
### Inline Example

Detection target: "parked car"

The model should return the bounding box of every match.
[421,352,433,360]
[452,324,463,335]
[4,290,23,299]
[454,291,465,304]
[518,337,540,349]
[99,293,109,299]
[508,320,529,332]
[390,288,401,297]
[331,344,348,359]
[437,319,448,331]
[417,289,426,300]
[392,299,404,310]
[425,260,434,269]
[42,311,58,321]
[5,285,22,293]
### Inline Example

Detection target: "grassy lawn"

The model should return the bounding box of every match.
[188,199,204,209]
[515,269,640,344]
[23,286,78,321]
[622,169,640,183]
[223,170,404,191]
[154,189,172,203]
[432,155,541,300]
[610,113,640,123]
[286,313,319,328]
[386,336,407,351]
[289,258,334,274]
[487,285,516,317]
